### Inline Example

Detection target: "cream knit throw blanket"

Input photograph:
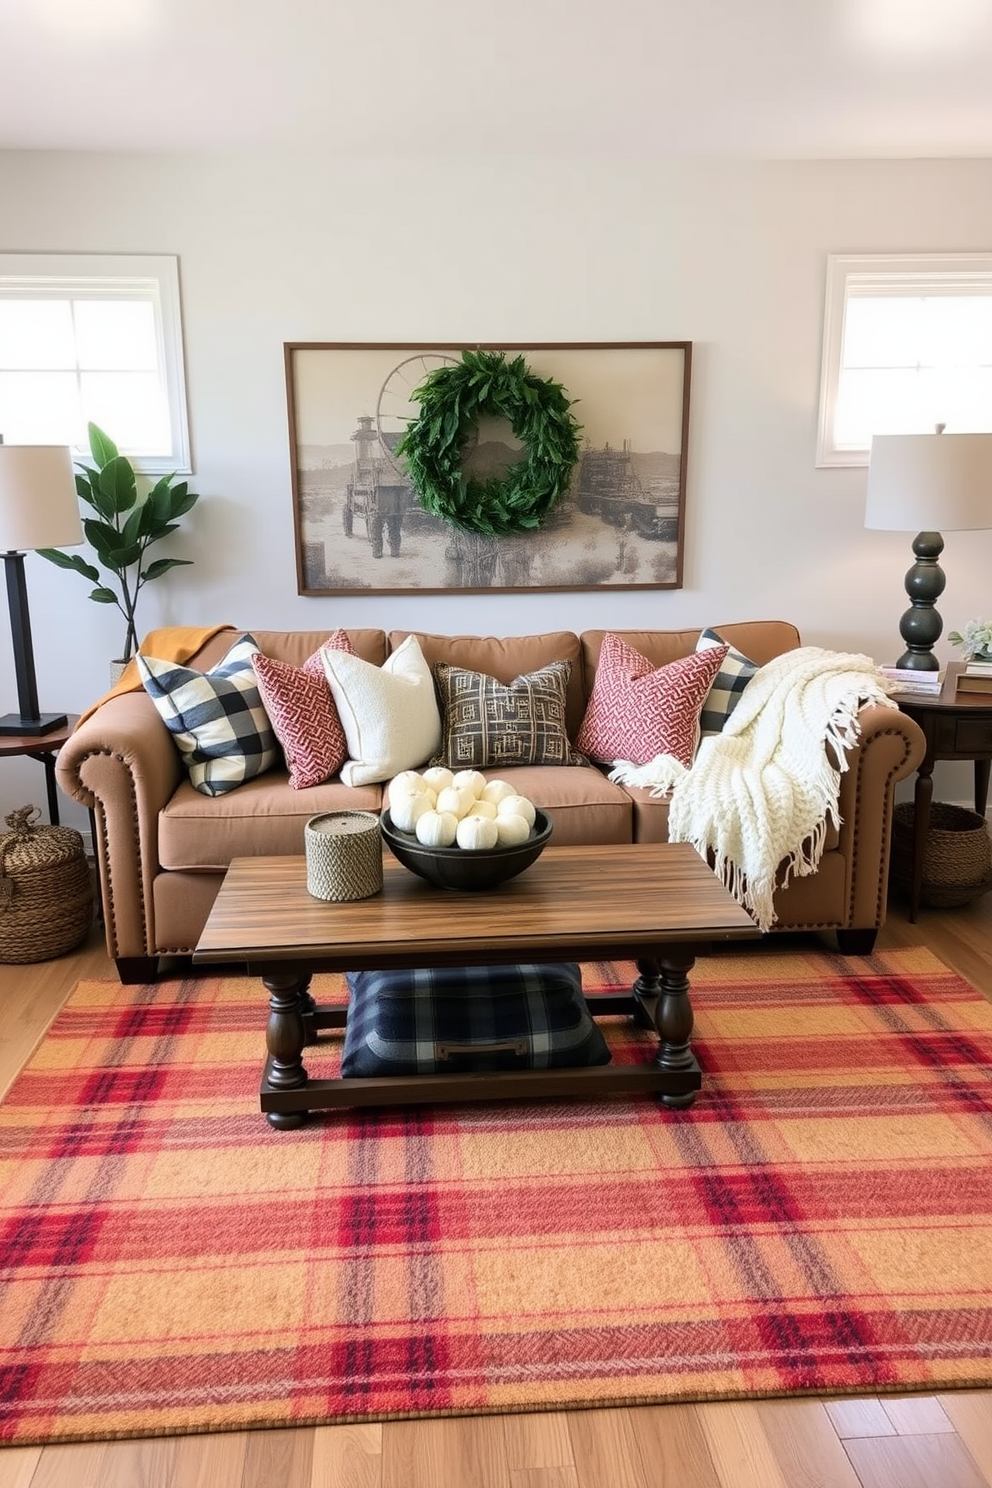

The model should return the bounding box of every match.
[608,646,897,932]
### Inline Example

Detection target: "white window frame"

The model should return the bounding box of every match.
[816,251,992,468]
[0,252,191,475]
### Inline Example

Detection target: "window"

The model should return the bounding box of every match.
[0,253,191,475]
[816,253,992,468]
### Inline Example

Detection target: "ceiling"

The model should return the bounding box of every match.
[4,0,992,159]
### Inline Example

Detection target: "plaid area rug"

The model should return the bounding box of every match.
[2,947,992,1446]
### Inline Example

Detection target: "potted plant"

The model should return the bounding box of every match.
[38,422,200,668]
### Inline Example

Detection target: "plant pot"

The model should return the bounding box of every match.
[109,660,129,688]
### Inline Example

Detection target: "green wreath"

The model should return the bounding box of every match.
[395,348,583,537]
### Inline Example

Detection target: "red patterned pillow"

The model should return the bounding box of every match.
[252,631,356,789]
[577,634,729,766]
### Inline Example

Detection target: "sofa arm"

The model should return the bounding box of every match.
[832,701,926,930]
[55,691,182,960]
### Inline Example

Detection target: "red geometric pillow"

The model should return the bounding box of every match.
[252,630,356,789]
[576,633,729,767]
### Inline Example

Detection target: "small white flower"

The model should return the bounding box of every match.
[947,617,992,657]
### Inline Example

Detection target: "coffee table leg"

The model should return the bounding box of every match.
[631,957,661,1027]
[297,978,318,1045]
[263,971,309,1130]
[654,950,699,1109]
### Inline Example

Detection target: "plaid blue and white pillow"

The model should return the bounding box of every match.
[137,633,279,796]
[695,627,759,736]
[341,962,610,1076]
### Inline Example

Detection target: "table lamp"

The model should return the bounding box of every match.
[864,429,992,670]
[0,441,83,735]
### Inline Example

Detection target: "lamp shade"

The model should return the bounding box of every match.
[0,445,82,552]
[865,433,992,533]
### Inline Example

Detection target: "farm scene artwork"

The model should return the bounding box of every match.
[286,344,690,595]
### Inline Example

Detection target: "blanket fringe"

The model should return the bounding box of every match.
[607,756,687,798]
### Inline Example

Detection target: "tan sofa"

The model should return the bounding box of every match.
[56,621,926,981]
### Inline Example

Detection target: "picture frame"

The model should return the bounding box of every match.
[285,341,691,596]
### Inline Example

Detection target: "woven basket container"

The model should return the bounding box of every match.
[890,801,992,908]
[0,806,95,963]
[304,811,383,902]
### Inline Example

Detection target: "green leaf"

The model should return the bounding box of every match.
[146,522,180,543]
[83,517,141,570]
[35,548,101,583]
[97,456,138,514]
[121,508,145,547]
[167,485,198,520]
[89,587,119,605]
[88,423,119,468]
[141,557,192,581]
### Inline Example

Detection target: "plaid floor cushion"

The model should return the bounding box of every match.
[341,962,611,1076]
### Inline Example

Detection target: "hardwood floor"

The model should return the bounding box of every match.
[2,890,991,1488]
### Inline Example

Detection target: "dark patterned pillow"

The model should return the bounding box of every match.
[137,633,280,796]
[696,627,759,736]
[342,962,611,1075]
[431,659,586,768]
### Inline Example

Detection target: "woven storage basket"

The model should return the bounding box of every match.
[0,806,95,963]
[304,811,383,902]
[890,801,992,908]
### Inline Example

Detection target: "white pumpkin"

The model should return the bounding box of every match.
[494,811,531,847]
[387,770,425,807]
[465,799,497,820]
[390,790,433,834]
[496,793,536,828]
[452,768,487,799]
[456,815,499,850]
[421,765,454,794]
[390,775,435,805]
[480,778,516,807]
[435,785,476,820]
[415,810,458,848]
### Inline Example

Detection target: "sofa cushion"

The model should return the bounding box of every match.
[431,659,587,769]
[393,631,587,739]
[576,632,728,767]
[158,773,384,870]
[322,634,442,786]
[136,633,280,797]
[252,630,355,789]
[696,626,759,736]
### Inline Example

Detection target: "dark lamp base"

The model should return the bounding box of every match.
[0,711,69,738]
[894,651,941,672]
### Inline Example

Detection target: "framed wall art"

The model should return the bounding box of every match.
[285,341,691,596]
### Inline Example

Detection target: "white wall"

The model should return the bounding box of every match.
[2,151,991,834]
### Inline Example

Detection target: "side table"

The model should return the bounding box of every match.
[0,715,79,826]
[887,663,992,922]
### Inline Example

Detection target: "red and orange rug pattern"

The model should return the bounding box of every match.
[2,946,992,1445]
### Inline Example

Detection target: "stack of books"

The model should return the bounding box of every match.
[879,664,944,696]
[957,659,992,695]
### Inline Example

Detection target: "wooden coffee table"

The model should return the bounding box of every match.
[193,842,759,1128]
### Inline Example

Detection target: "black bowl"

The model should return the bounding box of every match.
[380,808,553,891]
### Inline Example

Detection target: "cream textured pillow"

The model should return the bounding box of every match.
[321,633,442,786]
